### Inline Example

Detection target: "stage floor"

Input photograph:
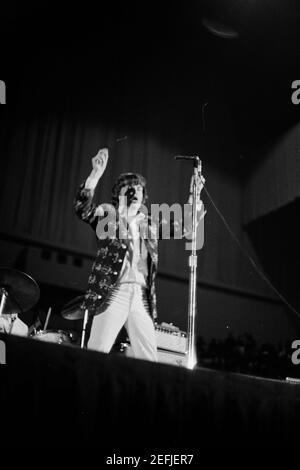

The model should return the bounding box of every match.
[1,333,300,452]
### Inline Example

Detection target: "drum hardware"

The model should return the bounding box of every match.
[81,309,89,348]
[61,295,85,320]
[32,329,74,345]
[43,307,52,330]
[28,316,42,337]
[61,295,88,348]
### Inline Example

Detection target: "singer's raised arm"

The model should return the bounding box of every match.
[73,148,109,230]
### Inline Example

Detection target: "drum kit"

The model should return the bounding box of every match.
[0,267,86,347]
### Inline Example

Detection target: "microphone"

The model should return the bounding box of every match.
[174,155,200,160]
[175,155,202,173]
[125,186,136,205]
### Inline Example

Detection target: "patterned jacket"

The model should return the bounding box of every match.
[74,183,204,321]
[74,184,159,321]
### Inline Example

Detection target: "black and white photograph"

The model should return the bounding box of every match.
[1,0,300,456]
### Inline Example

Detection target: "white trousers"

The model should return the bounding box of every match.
[88,283,157,362]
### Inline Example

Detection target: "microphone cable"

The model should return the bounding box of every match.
[201,181,300,320]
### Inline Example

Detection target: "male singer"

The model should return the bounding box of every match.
[74,148,205,361]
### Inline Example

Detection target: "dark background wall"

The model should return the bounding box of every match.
[1,0,300,345]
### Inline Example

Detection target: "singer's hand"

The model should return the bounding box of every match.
[92,148,109,177]
[189,173,205,198]
[85,148,109,191]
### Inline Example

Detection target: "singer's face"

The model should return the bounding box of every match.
[119,184,144,210]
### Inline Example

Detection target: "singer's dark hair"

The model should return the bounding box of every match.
[111,172,148,207]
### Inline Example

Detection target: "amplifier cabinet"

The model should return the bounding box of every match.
[154,324,187,354]
[121,343,187,367]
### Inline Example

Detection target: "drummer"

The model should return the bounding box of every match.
[0,313,28,336]
[0,267,40,337]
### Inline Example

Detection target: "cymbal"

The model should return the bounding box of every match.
[61,295,85,320]
[0,267,40,315]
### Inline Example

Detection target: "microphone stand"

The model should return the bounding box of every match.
[0,288,8,317]
[187,157,202,369]
[81,308,89,348]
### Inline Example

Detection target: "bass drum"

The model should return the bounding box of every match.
[32,329,74,346]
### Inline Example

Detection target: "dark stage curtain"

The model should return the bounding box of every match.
[244,123,300,224]
[0,110,197,253]
[0,46,267,295]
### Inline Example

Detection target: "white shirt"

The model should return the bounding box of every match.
[118,216,148,286]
